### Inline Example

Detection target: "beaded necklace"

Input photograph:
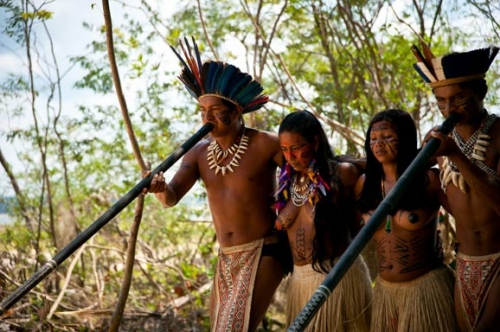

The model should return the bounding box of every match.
[206,127,249,176]
[274,160,331,213]
[440,113,498,193]
[290,175,313,206]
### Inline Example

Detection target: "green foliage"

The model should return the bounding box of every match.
[0,0,499,330]
[21,9,52,21]
[0,220,35,249]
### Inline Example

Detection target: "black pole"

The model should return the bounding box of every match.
[288,114,460,331]
[0,123,214,316]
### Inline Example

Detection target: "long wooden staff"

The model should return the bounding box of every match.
[0,123,214,316]
[288,113,460,331]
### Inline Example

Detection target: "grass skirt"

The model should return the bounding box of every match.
[285,257,372,332]
[371,265,456,332]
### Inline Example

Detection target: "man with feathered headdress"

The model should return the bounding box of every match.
[413,42,500,331]
[144,37,290,331]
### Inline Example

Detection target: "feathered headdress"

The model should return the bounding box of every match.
[411,41,499,88]
[170,37,269,113]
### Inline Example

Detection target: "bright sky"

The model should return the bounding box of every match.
[0,2,103,157]
[1,0,499,198]
[1,2,100,195]
[0,1,181,197]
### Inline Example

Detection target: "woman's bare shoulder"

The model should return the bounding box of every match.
[354,174,366,198]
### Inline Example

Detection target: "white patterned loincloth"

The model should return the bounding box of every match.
[456,251,500,331]
[211,238,264,332]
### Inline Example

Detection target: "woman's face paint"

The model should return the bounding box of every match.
[369,120,399,163]
[279,132,315,173]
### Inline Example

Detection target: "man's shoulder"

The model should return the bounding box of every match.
[194,138,211,149]
[185,138,210,158]
[336,155,366,171]
[246,128,279,145]
[426,167,440,179]
[336,161,362,175]
[490,114,500,134]
[487,117,500,149]
[336,161,363,188]
[247,127,278,139]
[245,128,281,166]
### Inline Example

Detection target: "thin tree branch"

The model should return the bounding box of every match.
[196,0,219,60]
[101,0,148,330]
[0,148,32,231]
[23,0,58,256]
[469,0,500,39]
[102,1,146,172]
[238,0,363,146]
[41,19,78,233]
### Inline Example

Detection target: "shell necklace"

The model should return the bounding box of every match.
[291,175,313,206]
[440,113,498,193]
[206,128,249,176]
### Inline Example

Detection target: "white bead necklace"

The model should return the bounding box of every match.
[290,175,313,206]
[206,128,249,176]
[440,113,498,193]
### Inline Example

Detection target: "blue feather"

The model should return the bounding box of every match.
[228,75,252,99]
[207,62,223,94]
[202,62,216,92]
[170,44,189,70]
[412,64,431,83]
[234,81,263,105]
[318,183,326,196]
[171,37,268,112]
[192,36,203,74]
[170,42,201,95]
[217,64,237,95]
[224,68,244,95]
[275,182,288,197]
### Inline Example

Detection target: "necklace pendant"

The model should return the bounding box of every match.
[440,157,468,194]
[291,175,312,206]
[206,129,249,176]
[449,114,499,185]
[385,217,391,233]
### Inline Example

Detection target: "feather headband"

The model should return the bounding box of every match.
[170,37,269,113]
[411,41,499,88]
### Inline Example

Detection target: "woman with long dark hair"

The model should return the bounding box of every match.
[275,110,372,331]
[355,109,455,332]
